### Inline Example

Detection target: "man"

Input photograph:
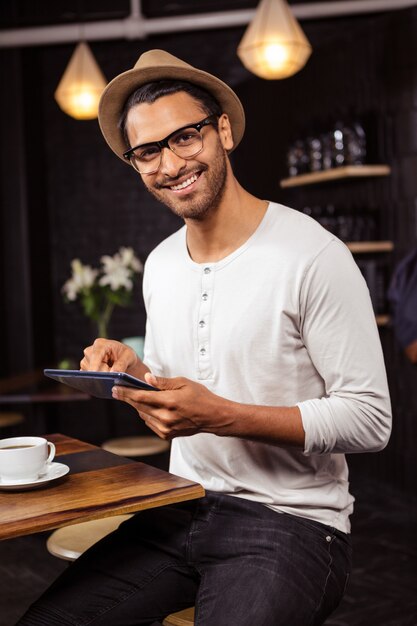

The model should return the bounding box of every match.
[18,49,391,626]
[388,246,417,363]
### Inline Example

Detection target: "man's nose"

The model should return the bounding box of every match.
[159,147,187,178]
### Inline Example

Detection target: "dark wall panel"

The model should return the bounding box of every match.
[1,7,417,493]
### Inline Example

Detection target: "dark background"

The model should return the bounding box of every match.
[1,2,417,497]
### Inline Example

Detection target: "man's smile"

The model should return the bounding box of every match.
[170,173,199,192]
[155,169,205,196]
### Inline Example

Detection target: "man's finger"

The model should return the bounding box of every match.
[138,411,169,439]
[109,355,136,374]
[88,347,114,371]
[144,373,184,391]
[112,385,169,409]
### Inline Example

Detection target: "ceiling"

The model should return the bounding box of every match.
[0,0,408,29]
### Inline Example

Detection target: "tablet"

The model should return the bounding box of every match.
[44,369,158,400]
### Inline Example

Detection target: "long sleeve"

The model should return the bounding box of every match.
[297,240,392,455]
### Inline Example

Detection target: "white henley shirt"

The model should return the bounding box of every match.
[142,202,392,533]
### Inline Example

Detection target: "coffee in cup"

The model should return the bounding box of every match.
[0,436,56,483]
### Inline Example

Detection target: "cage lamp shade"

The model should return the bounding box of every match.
[237,0,312,80]
[54,42,107,120]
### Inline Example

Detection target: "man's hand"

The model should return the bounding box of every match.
[80,338,146,377]
[112,373,231,440]
[107,369,304,448]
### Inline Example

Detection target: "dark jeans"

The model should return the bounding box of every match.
[17,492,352,626]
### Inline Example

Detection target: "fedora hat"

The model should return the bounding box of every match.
[98,49,245,163]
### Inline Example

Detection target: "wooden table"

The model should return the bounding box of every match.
[0,433,205,540]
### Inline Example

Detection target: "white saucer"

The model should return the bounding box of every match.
[0,462,70,491]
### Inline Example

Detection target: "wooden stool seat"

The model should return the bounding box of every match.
[163,607,195,626]
[101,436,170,457]
[46,514,132,561]
[0,412,24,428]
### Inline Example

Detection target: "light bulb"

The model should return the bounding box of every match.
[67,85,99,119]
[263,43,288,70]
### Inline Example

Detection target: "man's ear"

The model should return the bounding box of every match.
[218,114,234,152]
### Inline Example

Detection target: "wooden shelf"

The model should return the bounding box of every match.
[346,241,394,254]
[280,165,391,188]
[376,315,390,327]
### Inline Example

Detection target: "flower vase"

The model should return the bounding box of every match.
[97,319,108,339]
[96,301,115,339]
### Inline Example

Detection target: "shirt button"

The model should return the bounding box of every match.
[204,267,211,274]
[200,347,206,356]
[326,536,332,543]
[202,293,208,301]
[199,320,206,328]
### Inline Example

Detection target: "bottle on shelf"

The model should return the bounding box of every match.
[331,120,346,167]
[306,135,323,172]
[355,258,389,315]
[286,139,310,177]
[301,203,380,244]
[320,130,333,170]
[345,121,367,165]
[285,113,370,177]
[350,206,367,242]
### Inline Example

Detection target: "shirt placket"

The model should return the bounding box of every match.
[196,265,214,380]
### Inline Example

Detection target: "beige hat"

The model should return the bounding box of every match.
[98,49,245,163]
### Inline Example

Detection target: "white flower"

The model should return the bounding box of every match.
[62,278,79,301]
[72,259,99,288]
[99,265,133,291]
[62,259,98,300]
[100,253,123,276]
[101,248,143,276]
[118,247,143,273]
[99,247,142,292]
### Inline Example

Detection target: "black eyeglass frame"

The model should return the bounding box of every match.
[122,115,219,173]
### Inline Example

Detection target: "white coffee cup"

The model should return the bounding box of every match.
[0,436,56,483]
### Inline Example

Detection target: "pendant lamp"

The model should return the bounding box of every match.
[237,0,312,80]
[55,42,107,120]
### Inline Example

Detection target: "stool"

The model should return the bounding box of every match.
[46,514,132,561]
[101,436,170,458]
[163,607,195,626]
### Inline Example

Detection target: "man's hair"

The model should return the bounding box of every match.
[118,80,222,147]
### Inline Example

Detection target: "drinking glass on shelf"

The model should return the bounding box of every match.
[307,136,322,172]
[320,131,333,170]
[345,121,367,165]
[332,121,345,167]
[287,140,310,176]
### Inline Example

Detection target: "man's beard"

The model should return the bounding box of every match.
[145,144,228,221]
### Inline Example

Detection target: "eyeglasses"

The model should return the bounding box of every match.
[123,115,218,175]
